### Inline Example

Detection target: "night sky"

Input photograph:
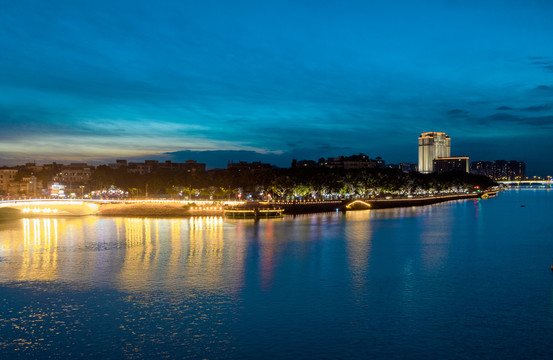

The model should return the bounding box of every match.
[1,0,552,174]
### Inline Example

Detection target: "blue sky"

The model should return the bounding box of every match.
[1,0,552,173]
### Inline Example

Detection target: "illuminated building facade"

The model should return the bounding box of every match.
[0,169,18,194]
[433,156,469,174]
[418,132,451,174]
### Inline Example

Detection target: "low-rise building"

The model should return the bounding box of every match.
[180,160,206,173]
[433,157,469,174]
[0,168,18,194]
[24,162,44,172]
[59,163,94,185]
[125,160,205,174]
[128,162,152,175]
[108,160,128,169]
[10,176,40,197]
[292,159,318,168]
[400,163,417,173]
[324,154,379,169]
[228,161,273,170]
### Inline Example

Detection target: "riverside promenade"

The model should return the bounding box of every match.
[267,192,491,214]
[0,193,493,217]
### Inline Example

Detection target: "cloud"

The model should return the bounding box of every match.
[3,2,553,171]
[0,104,94,140]
[528,85,553,98]
[446,109,470,118]
[531,85,553,92]
[520,104,552,112]
[483,113,553,127]
[495,104,551,112]
[523,116,553,126]
[528,57,553,73]
[485,113,521,123]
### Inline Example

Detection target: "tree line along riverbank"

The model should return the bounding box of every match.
[88,166,496,201]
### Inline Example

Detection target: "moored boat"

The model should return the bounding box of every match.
[225,206,283,219]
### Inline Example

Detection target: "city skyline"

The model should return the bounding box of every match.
[1,1,553,174]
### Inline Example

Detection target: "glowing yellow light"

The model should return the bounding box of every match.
[346,200,372,209]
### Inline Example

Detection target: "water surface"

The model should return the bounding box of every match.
[1,189,553,359]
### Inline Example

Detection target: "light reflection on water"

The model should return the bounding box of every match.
[0,208,459,292]
[0,216,245,294]
[1,191,553,358]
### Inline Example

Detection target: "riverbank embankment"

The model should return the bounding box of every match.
[94,192,493,217]
[273,193,486,213]
[97,203,224,217]
[350,193,483,210]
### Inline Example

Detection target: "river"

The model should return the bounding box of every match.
[1,188,552,359]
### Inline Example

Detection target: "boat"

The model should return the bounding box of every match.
[225,206,284,219]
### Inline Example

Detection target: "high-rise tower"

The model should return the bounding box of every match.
[418,132,450,174]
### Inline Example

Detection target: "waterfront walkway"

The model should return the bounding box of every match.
[0,193,488,217]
